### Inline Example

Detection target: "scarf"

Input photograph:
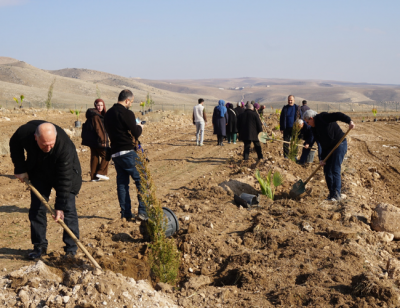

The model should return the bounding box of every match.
[216,100,227,117]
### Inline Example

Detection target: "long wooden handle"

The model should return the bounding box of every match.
[303,128,351,186]
[268,138,316,150]
[24,179,102,270]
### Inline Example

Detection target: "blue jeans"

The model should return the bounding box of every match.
[323,139,347,198]
[112,151,146,219]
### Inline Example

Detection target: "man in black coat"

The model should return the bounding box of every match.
[303,110,355,201]
[10,121,82,259]
[237,103,263,160]
[280,95,301,158]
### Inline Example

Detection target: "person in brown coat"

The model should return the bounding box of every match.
[81,99,109,182]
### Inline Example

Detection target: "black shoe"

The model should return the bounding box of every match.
[27,247,47,260]
[64,251,76,259]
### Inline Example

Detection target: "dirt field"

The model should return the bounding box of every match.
[1,107,400,307]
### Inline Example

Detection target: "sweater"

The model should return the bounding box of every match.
[311,112,351,159]
[280,104,300,131]
[104,104,142,154]
[9,120,82,211]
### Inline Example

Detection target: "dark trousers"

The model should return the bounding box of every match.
[283,128,293,158]
[29,178,79,253]
[112,151,146,219]
[243,140,263,160]
[90,147,109,180]
[217,135,224,145]
[299,147,311,164]
[323,139,347,198]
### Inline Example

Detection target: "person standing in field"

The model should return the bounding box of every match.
[303,110,355,201]
[237,103,263,160]
[104,89,146,220]
[300,100,310,116]
[212,100,228,146]
[192,98,207,146]
[235,102,245,116]
[81,98,110,182]
[10,121,82,259]
[226,103,238,144]
[279,95,301,158]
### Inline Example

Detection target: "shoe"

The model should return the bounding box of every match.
[220,143,224,146]
[233,142,237,144]
[91,178,100,182]
[137,212,148,221]
[228,142,231,144]
[27,247,47,260]
[96,174,109,181]
[196,142,199,146]
[64,251,76,259]
[199,143,204,146]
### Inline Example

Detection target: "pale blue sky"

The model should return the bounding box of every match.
[1,0,399,84]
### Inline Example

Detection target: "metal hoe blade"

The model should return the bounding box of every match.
[290,179,306,198]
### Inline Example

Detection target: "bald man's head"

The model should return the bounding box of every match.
[34,123,57,153]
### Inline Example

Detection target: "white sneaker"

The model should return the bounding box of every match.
[91,178,100,182]
[96,174,109,181]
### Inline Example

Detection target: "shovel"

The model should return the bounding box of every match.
[24,179,102,270]
[258,132,316,149]
[289,128,351,198]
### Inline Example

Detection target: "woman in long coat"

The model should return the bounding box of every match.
[81,99,109,182]
[212,100,229,146]
[226,103,238,144]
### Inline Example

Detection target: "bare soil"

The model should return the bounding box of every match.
[1,107,400,307]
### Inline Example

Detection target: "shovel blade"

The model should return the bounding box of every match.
[290,179,306,198]
[258,132,270,144]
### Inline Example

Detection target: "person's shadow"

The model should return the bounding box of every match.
[0,248,31,260]
[0,205,29,213]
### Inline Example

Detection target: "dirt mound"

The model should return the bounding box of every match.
[1,260,178,307]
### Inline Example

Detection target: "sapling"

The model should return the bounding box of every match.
[288,121,301,162]
[136,151,180,284]
[45,78,56,109]
[70,109,81,121]
[13,95,24,108]
[255,169,283,200]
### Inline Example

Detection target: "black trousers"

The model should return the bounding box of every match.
[283,128,293,158]
[243,140,263,160]
[29,178,79,253]
[217,135,224,145]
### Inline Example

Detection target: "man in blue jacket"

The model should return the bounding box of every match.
[280,95,301,158]
[303,110,355,201]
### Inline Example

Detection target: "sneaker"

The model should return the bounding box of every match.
[91,178,100,182]
[27,247,47,260]
[228,142,231,144]
[137,212,148,221]
[96,174,109,181]
[196,142,199,146]
[199,143,204,146]
[233,142,237,144]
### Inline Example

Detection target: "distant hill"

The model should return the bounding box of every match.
[0,57,399,109]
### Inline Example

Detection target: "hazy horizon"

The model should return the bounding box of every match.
[1,0,399,84]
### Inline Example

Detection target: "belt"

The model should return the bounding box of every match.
[111,150,134,158]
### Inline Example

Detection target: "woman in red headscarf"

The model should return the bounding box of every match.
[81,99,110,182]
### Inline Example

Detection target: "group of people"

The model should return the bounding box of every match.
[195,95,355,202]
[10,90,146,259]
[9,90,355,260]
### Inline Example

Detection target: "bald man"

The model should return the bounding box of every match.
[10,120,82,259]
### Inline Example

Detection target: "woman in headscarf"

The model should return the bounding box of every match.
[226,103,238,144]
[81,99,110,182]
[212,100,229,146]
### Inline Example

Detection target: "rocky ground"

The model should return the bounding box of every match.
[0,107,400,307]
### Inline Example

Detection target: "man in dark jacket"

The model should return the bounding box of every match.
[295,119,318,165]
[303,110,355,201]
[10,121,82,259]
[300,100,310,116]
[104,89,146,220]
[280,95,301,158]
[237,103,263,160]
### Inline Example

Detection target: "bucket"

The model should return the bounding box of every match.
[306,150,316,163]
[162,207,180,237]
[74,121,81,128]
[239,193,259,206]
[139,207,180,240]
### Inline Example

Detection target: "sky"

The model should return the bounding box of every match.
[0,0,399,84]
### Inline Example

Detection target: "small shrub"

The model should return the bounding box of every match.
[255,169,283,200]
[273,124,280,131]
[372,108,377,117]
[136,151,180,284]
[13,95,24,108]
[288,122,301,162]
[45,78,56,109]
